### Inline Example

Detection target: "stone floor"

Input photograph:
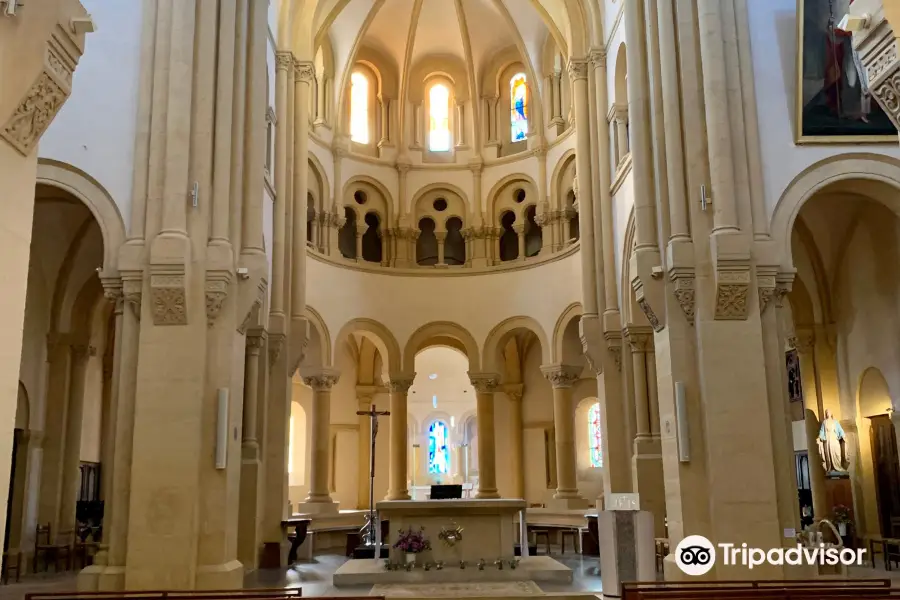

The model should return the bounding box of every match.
[3,554,900,599]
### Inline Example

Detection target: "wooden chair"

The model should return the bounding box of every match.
[560,529,579,554]
[33,524,70,573]
[2,550,21,584]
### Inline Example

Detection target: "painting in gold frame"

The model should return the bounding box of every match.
[795,0,897,144]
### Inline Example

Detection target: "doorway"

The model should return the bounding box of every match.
[870,414,900,536]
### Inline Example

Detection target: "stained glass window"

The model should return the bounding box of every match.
[429,84,451,152]
[350,71,369,144]
[428,420,450,474]
[510,73,528,142]
[589,403,603,468]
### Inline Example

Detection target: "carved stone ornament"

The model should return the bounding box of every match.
[541,365,581,389]
[567,59,589,82]
[205,277,229,328]
[1,44,73,156]
[609,345,622,371]
[388,378,415,393]
[468,373,500,393]
[102,282,124,313]
[275,51,294,72]
[302,371,340,391]
[268,334,285,367]
[637,298,662,332]
[672,277,696,324]
[150,274,187,326]
[589,48,606,68]
[246,331,267,353]
[122,278,143,321]
[295,60,315,83]
[714,270,750,320]
[626,330,652,353]
[858,17,900,131]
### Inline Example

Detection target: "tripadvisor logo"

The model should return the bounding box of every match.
[675,535,866,576]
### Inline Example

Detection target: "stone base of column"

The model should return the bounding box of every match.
[597,510,655,597]
[96,566,126,591]
[547,496,591,509]
[195,560,244,589]
[475,489,500,499]
[632,438,666,538]
[297,499,339,514]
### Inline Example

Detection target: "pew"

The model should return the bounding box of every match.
[622,579,894,600]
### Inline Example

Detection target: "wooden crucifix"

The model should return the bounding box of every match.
[356,405,390,547]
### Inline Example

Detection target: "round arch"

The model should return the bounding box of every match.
[613,42,628,104]
[409,182,469,217]
[486,172,540,224]
[333,317,402,373]
[552,302,583,364]
[308,151,331,211]
[770,154,900,270]
[343,175,395,219]
[36,159,126,277]
[482,315,551,375]
[550,149,576,210]
[403,321,481,373]
[304,305,332,367]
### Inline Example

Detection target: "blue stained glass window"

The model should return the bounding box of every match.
[510,73,528,142]
[428,420,450,474]
[589,403,603,468]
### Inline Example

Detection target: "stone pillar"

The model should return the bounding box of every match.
[99,289,124,510]
[300,369,340,513]
[626,329,652,440]
[379,96,390,147]
[613,105,629,165]
[505,384,525,499]
[59,344,93,535]
[387,376,414,500]
[355,223,365,261]
[469,373,501,499]
[514,223,526,260]
[38,336,73,536]
[0,2,89,556]
[238,330,266,568]
[541,365,587,508]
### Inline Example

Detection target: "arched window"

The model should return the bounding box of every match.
[428,420,450,474]
[429,84,451,152]
[510,73,528,142]
[350,71,369,144]
[288,416,294,473]
[589,403,602,468]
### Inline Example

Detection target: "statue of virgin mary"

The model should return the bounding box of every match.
[818,409,849,473]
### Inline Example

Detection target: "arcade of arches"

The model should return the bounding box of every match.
[6,0,900,592]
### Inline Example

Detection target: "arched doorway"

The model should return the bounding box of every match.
[858,368,900,537]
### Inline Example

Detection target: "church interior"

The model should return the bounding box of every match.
[4,0,900,598]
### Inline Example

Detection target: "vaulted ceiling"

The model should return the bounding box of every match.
[324,0,559,109]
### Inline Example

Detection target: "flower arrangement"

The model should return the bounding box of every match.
[833,504,852,525]
[393,527,431,554]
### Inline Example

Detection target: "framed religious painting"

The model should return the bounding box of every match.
[796,0,898,143]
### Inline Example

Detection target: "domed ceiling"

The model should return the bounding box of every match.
[324,0,562,112]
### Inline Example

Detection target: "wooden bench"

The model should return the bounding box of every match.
[26,590,305,600]
[622,580,893,600]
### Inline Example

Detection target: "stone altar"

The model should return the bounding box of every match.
[332,499,573,586]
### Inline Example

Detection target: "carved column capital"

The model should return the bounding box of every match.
[102,278,124,314]
[624,327,653,352]
[121,277,143,321]
[540,364,581,389]
[468,372,501,393]
[504,383,524,402]
[205,271,232,328]
[246,329,267,355]
[387,375,415,393]
[275,51,294,72]
[589,47,607,69]
[295,60,315,83]
[268,333,286,367]
[794,330,816,354]
[567,58,589,82]
[671,275,696,324]
[301,368,340,391]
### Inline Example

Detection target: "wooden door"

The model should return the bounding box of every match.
[870,415,900,536]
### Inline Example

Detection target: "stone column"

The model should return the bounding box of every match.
[379,96,390,147]
[613,105,629,165]
[238,330,266,567]
[505,384,525,499]
[299,370,339,513]
[356,387,376,509]
[514,223,526,260]
[59,344,93,536]
[435,232,446,265]
[387,376,414,500]
[470,373,500,499]
[355,223,365,261]
[626,330,652,440]
[541,365,587,507]
[99,289,124,509]
[759,286,801,540]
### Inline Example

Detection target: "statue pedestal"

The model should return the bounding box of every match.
[597,510,655,597]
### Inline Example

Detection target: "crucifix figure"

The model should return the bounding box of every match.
[357,404,390,547]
